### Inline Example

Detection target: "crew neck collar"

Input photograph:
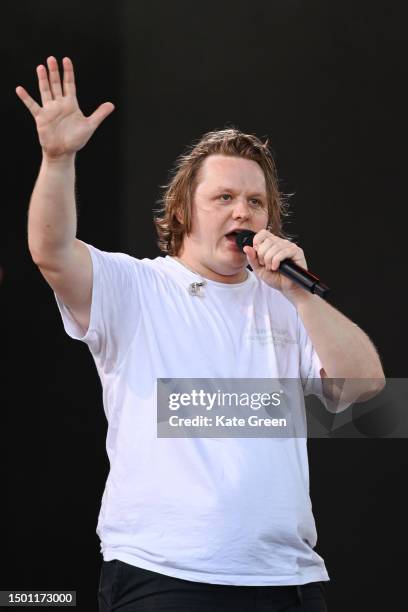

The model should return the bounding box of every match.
[166,255,254,289]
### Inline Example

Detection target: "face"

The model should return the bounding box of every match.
[178,154,269,283]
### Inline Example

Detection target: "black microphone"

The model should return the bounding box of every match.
[235,230,330,299]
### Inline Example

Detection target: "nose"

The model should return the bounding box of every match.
[231,197,251,221]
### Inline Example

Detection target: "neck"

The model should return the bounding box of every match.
[174,254,248,284]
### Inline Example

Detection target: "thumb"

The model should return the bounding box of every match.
[88,102,115,131]
[243,245,261,271]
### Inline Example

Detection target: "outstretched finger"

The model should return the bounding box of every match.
[15,86,41,118]
[88,102,115,131]
[37,64,52,104]
[62,57,76,97]
[46,56,63,98]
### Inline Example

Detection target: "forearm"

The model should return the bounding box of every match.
[27,153,77,267]
[292,292,384,379]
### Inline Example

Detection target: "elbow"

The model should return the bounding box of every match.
[29,249,51,270]
[353,374,386,403]
[368,361,386,393]
[372,372,386,393]
[28,244,68,272]
[354,352,386,401]
[28,242,49,268]
[29,249,44,268]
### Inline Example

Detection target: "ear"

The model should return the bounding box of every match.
[175,208,183,224]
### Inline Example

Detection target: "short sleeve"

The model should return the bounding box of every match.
[54,242,141,372]
[297,311,353,413]
[297,311,325,398]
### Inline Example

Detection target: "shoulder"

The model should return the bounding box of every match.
[77,243,175,298]
[84,242,166,276]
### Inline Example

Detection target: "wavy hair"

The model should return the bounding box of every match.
[154,128,293,255]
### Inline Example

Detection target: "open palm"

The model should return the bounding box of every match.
[16,56,114,159]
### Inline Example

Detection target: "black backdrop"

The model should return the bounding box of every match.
[1,1,406,610]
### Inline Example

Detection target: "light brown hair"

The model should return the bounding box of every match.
[154,128,293,255]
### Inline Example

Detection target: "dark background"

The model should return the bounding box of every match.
[1,1,406,610]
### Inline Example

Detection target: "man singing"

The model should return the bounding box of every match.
[17,56,384,612]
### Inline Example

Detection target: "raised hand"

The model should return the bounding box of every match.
[15,56,115,160]
[243,229,309,305]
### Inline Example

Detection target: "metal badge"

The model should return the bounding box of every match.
[188,281,206,297]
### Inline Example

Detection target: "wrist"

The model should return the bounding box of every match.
[283,287,319,309]
[42,151,76,167]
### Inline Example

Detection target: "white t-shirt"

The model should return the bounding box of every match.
[54,241,331,586]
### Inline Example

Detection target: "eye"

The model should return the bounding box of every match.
[220,194,232,201]
[250,198,262,207]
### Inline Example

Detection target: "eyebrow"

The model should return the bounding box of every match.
[214,186,267,199]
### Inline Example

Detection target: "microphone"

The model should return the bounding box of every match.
[235,230,330,299]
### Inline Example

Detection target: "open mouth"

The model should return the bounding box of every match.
[224,231,242,249]
[225,231,240,239]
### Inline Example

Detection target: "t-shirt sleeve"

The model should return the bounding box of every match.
[297,310,325,398]
[297,311,352,413]
[53,242,141,372]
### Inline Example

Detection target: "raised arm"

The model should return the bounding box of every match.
[16,56,115,332]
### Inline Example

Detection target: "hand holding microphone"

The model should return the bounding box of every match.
[235,229,330,300]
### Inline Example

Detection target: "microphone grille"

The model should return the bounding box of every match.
[235,230,255,252]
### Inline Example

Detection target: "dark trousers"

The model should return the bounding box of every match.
[98,559,328,611]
